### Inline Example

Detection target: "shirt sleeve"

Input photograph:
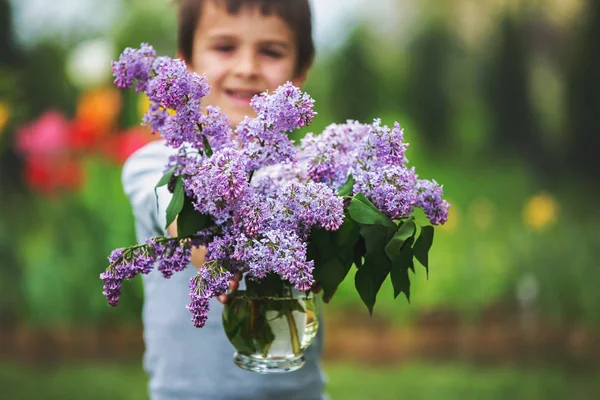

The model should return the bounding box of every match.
[121,141,174,236]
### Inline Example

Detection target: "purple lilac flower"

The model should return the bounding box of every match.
[142,103,169,134]
[205,233,236,261]
[250,82,315,132]
[354,166,418,219]
[232,193,270,238]
[241,135,298,171]
[236,230,315,291]
[415,179,450,225]
[186,295,210,328]
[166,146,203,179]
[187,148,249,223]
[186,260,231,328]
[194,261,232,298]
[100,248,127,306]
[200,106,234,151]
[100,247,154,306]
[153,239,192,279]
[112,43,156,92]
[147,57,209,109]
[276,182,345,234]
[300,121,368,190]
[235,83,315,170]
[371,120,409,165]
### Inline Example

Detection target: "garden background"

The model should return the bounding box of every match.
[1,0,599,398]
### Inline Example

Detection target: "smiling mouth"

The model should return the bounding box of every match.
[225,89,260,102]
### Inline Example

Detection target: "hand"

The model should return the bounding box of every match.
[217,272,243,304]
[311,283,337,304]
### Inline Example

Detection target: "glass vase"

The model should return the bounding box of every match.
[222,278,319,374]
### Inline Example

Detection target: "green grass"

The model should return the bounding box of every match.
[1,361,598,400]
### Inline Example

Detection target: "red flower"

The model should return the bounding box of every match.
[103,127,156,165]
[23,157,84,196]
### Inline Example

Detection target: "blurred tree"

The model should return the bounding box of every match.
[0,0,18,67]
[402,24,454,153]
[482,13,564,182]
[565,0,600,185]
[0,0,25,327]
[328,27,383,124]
[19,44,78,117]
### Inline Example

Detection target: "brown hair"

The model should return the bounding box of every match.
[177,0,315,75]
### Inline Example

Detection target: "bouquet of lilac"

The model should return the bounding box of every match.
[102,44,448,370]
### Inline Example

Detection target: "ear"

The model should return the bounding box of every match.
[291,66,309,89]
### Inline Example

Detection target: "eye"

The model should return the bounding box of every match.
[261,48,284,59]
[215,44,235,53]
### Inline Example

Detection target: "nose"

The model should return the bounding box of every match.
[232,49,259,79]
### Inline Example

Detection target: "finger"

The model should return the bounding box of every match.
[228,279,239,291]
[217,293,228,304]
[232,272,243,282]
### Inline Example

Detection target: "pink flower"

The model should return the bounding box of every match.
[16,111,70,157]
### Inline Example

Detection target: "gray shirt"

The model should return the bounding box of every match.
[122,140,326,400]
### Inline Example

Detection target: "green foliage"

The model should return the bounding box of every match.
[164,176,184,229]
[310,215,359,299]
[176,195,212,239]
[348,193,396,229]
[2,361,599,400]
[414,225,434,275]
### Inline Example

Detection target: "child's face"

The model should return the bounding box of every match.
[189,2,306,127]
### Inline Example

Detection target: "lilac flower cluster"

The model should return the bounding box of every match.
[111,43,156,93]
[300,121,369,189]
[187,260,232,327]
[100,238,191,306]
[236,82,316,170]
[105,44,449,329]
[415,179,450,226]
[186,147,249,224]
[299,118,449,224]
[230,230,315,291]
[112,43,229,153]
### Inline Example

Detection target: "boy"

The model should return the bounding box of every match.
[122,1,327,399]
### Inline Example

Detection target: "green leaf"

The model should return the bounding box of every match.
[359,225,393,309]
[203,136,213,157]
[336,215,360,266]
[177,195,213,239]
[337,174,354,197]
[354,265,376,315]
[385,219,416,262]
[317,257,353,299]
[165,177,185,229]
[414,225,434,276]
[155,167,175,189]
[391,244,413,301]
[348,193,396,229]
[354,236,365,269]
[310,228,338,262]
[222,298,256,354]
[336,214,359,249]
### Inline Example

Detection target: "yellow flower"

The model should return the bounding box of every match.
[138,94,176,119]
[138,94,151,119]
[523,193,558,231]
[0,102,9,133]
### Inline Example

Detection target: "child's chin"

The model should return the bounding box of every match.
[227,109,256,126]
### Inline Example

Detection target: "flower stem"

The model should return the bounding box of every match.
[285,303,301,356]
